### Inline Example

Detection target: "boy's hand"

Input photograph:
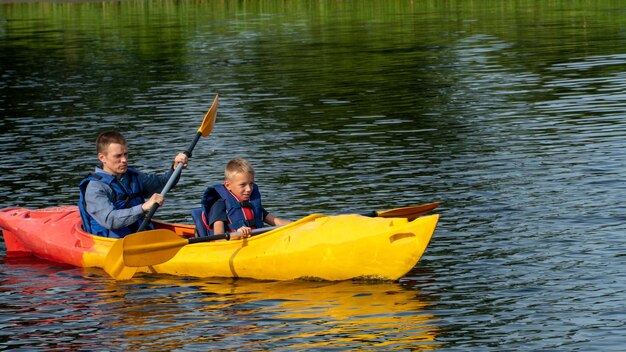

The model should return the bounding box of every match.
[237,226,252,238]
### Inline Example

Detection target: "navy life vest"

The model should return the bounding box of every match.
[200,184,264,235]
[78,168,149,238]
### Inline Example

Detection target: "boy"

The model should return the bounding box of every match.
[200,158,291,237]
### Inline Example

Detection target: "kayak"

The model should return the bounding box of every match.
[0,205,439,281]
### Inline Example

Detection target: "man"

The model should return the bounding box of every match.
[78,131,188,238]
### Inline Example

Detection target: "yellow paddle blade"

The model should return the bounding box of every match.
[104,239,138,280]
[376,202,441,218]
[198,94,218,137]
[123,229,190,267]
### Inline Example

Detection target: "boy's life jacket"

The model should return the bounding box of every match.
[78,167,151,238]
[200,184,264,235]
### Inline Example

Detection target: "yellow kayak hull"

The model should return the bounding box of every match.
[139,213,438,281]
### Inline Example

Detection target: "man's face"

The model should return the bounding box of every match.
[98,143,129,177]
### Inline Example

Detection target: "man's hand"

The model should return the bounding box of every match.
[173,152,189,170]
[142,193,164,212]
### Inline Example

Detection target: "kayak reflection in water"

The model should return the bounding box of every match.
[195,158,291,238]
[78,131,188,238]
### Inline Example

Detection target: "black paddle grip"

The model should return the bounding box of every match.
[137,203,159,232]
[188,233,230,244]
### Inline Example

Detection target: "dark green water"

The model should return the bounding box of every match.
[1,0,626,350]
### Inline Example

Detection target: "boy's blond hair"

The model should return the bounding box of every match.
[225,158,255,181]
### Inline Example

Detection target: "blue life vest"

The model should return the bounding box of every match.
[78,168,149,238]
[200,184,264,235]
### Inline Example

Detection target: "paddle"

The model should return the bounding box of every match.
[362,201,440,219]
[104,95,219,280]
[137,94,219,232]
[123,226,278,267]
[104,239,137,280]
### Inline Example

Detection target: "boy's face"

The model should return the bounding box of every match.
[225,171,255,201]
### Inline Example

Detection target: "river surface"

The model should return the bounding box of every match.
[1,0,626,350]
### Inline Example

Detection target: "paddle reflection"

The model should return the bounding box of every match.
[103,277,441,350]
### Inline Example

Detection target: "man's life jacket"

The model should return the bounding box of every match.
[199,184,264,236]
[78,168,149,238]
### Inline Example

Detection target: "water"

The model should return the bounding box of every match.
[1,0,626,350]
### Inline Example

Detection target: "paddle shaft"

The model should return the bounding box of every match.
[190,226,279,243]
[137,131,202,232]
[366,202,440,218]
